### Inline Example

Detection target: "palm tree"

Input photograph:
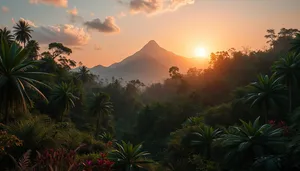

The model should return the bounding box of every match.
[245,74,286,123]
[26,40,40,60]
[182,125,222,159]
[75,66,95,84]
[108,141,153,171]
[13,20,33,47]
[220,117,285,170]
[88,92,113,133]
[50,82,78,121]
[290,33,300,56]
[0,27,14,43]
[98,132,116,143]
[0,40,49,123]
[272,53,300,112]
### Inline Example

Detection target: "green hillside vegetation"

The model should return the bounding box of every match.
[1,20,300,171]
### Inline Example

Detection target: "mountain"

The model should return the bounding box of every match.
[89,40,209,84]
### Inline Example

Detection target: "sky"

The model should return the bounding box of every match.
[0,0,300,67]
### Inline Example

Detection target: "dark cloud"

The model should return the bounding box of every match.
[84,17,120,33]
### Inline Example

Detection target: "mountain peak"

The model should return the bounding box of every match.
[141,40,161,51]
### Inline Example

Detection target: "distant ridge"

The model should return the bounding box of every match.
[85,40,208,84]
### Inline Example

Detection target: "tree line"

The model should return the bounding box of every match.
[1,20,300,171]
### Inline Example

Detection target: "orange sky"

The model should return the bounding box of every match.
[1,0,300,67]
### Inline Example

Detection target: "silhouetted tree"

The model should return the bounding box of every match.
[13,20,32,47]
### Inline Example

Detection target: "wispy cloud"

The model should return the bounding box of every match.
[84,17,120,33]
[117,11,127,18]
[1,6,9,13]
[29,0,68,8]
[67,7,84,23]
[168,0,195,11]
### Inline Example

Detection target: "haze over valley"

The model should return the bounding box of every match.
[1,1,300,171]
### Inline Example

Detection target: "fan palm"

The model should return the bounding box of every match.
[0,40,49,123]
[182,125,222,159]
[26,40,40,60]
[290,33,300,56]
[0,27,14,44]
[88,92,113,133]
[75,66,95,84]
[245,74,286,123]
[108,141,153,171]
[272,53,300,112]
[50,82,78,121]
[98,132,116,143]
[220,117,285,170]
[13,20,32,47]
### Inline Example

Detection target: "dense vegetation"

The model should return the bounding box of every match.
[1,21,300,171]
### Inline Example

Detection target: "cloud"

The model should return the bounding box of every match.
[67,6,78,15]
[90,12,95,16]
[67,7,84,23]
[32,24,90,46]
[20,18,37,27]
[18,18,90,46]
[1,6,9,13]
[117,12,127,18]
[168,0,195,10]
[117,0,194,14]
[84,17,120,33]
[129,0,163,14]
[29,0,68,8]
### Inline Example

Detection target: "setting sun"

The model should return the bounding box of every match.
[194,47,207,58]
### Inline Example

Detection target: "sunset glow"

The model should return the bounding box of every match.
[195,47,207,58]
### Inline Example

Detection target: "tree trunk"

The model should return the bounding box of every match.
[265,104,269,124]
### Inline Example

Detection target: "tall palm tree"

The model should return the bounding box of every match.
[272,53,300,112]
[220,117,285,170]
[245,74,286,123]
[290,33,300,56]
[75,66,95,84]
[26,40,40,60]
[108,141,153,171]
[13,20,33,47]
[0,40,49,123]
[50,82,78,121]
[182,125,222,159]
[0,27,14,44]
[88,92,113,133]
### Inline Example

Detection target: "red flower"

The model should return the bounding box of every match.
[100,152,107,158]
